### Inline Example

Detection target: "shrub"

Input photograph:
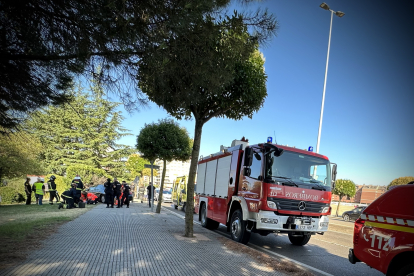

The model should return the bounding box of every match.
[0,187,25,204]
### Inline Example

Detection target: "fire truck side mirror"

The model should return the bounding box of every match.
[331,163,337,188]
[244,147,253,167]
[274,148,284,157]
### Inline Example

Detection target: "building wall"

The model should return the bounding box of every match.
[331,185,386,204]
[153,159,191,189]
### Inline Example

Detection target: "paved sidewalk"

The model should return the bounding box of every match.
[0,202,287,276]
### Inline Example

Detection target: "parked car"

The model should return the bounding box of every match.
[162,189,172,203]
[342,206,366,221]
[348,183,414,275]
[84,184,106,203]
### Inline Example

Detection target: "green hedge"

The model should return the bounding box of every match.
[0,187,25,204]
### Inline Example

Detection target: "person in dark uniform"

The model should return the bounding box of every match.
[113,178,122,208]
[48,175,58,205]
[59,183,77,209]
[24,177,32,205]
[121,181,131,208]
[146,183,155,207]
[104,178,114,208]
[72,175,84,200]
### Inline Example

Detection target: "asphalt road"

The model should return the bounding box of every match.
[161,202,384,276]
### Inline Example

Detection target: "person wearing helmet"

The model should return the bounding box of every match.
[72,175,84,199]
[48,175,58,205]
[104,178,114,208]
[71,182,81,205]
[32,177,45,205]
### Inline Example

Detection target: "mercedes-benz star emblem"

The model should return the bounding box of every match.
[298,201,306,211]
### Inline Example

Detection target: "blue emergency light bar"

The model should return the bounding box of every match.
[308,146,313,152]
[267,137,272,143]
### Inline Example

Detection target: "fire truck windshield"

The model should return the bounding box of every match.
[265,150,332,191]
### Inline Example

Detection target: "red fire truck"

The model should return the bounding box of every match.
[195,139,337,245]
[349,183,414,276]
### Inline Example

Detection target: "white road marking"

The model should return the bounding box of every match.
[249,244,334,276]
[327,229,353,236]
[329,222,354,228]
[162,206,334,276]
[312,237,350,248]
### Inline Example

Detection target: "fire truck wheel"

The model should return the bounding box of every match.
[288,232,311,246]
[200,203,219,230]
[343,214,350,222]
[200,203,208,228]
[395,263,414,276]
[230,209,251,244]
[100,195,105,203]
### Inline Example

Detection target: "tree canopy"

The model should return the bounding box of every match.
[138,16,271,235]
[0,0,276,130]
[136,119,192,213]
[25,81,133,177]
[387,176,414,190]
[333,179,356,216]
[0,131,44,182]
[126,154,151,179]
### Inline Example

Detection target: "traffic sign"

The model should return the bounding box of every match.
[144,164,160,169]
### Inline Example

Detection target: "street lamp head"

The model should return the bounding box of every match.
[320,2,330,10]
[335,11,345,17]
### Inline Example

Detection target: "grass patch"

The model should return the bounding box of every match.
[0,203,97,269]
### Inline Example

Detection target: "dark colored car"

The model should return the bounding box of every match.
[84,184,106,203]
[342,206,366,221]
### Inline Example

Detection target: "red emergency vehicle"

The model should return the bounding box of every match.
[195,139,337,245]
[349,183,414,276]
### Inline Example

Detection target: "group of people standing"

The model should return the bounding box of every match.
[23,176,58,205]
[104,177,132,208]
[23,175,132,209]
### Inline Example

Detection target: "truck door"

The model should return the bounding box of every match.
[239,147,262,201]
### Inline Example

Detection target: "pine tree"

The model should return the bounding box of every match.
[26,82,133,176]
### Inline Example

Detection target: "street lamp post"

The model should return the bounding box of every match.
[316,3,345,154]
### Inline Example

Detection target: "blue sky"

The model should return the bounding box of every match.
[115,0,414,186]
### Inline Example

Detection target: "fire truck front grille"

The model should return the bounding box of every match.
[267,198,329,213]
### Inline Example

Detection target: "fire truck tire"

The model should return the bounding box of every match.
[200,203,209,228]
[200,203,219,230]
[230,209,251,244]
[395,264,414,276]
[288,232,311,246]
[100,195,105,203]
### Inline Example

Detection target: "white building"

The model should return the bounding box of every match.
[154,159,191,189]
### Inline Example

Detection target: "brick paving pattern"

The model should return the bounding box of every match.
[0,203,285,276]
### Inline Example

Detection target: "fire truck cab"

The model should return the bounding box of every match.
[195,139,337,245]
[349,183,414,276]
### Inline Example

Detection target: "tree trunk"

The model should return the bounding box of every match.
[184,118,204,237]
[336,195,342,217]
[156,159,167,213]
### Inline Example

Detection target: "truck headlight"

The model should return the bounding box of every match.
[320,222,329,227]
[321,207,330,213]
[267,201,277,210]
